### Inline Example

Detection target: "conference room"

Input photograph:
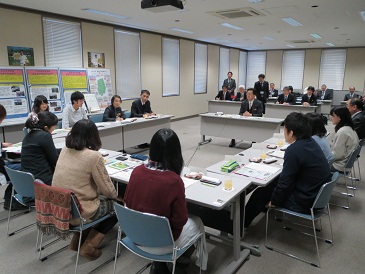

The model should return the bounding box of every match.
[0,0,364,273]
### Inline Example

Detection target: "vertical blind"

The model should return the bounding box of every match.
[162,38,180,96]
[281,50,305,90]
[114,30,141,99]
[219,47,230,89]
[238,51,247,87]
[246,51,266,88]
[43,18,82,67]
[194,43,208,94]
[319,49,346,90]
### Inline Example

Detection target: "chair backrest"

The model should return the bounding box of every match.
[89,113,103,123]
[124,111,131,118]
[5,166,35,198]
[114,203,174,248]
[70,195,83,220]
[345,145,362,169]
[313,172,339,209]
[57,120,62,129]
[359,138,365,147]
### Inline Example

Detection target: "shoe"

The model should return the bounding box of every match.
[229,139,236,147]
[149,262,171,274]
[3,200,28,211]
[79,229,104,260]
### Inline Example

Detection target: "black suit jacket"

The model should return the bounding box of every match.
[276,93,296,105]
[271,138,331,213]
[102,105,126,122]
[318,89,333,100]
[223,78,236,92]
[215,90,234,101]
[239,99,263,116]
[269,89,278,97]
[234,91,246,101]
[352,111,365,139]
[301,94,317,106]
[130,99,153,118]
[253,81,269,103]
[344,93,360,101]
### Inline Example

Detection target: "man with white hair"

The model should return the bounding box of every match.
[234,85,246,101]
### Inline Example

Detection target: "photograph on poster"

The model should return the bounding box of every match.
[88,52,105,68]
[7,46,35,66]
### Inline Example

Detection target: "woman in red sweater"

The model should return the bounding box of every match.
[125,128,208,274]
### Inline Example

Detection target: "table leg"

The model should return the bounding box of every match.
[199,135,212,146]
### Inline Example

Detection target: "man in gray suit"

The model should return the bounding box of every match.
[229,89,263,147]
[344,86,360,101]
[318,84,333,100]
[223,71,236,93]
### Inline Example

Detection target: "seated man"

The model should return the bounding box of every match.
[276,86,296,105]
[269,83,278,97]
[234,85,246,101]
[344,86,360,101]
[346,98,365,139]
[229,89,263,147]
[131,89,154,118]
[62,91,87,129]
[215,85,233,101]
[244,112,331,227]
[301,86,317,106]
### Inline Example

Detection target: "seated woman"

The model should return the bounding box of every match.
[305,112,334,163]
[21,112,59,185]
[124,129,208,273]
[102,95,126,122]
[29,95,49,117]
[329,107,359,172]
[52,119,122,260]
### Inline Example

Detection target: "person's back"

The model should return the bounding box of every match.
[311,135,334,163]
[332,126,359,171]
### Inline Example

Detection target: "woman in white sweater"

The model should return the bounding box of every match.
[329,107,359,172]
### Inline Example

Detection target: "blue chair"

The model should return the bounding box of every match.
[57,120,62,129]
[113,203,203,274]
[124,111,131,118]
[89,113,103,123]
[34,181,115,274]
[4,166,36,236]
[265,172,339,267]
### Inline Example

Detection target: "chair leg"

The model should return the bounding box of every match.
[113,229,121,274]
[311,212,320,267]
[327,206,334,244]
[6,190,14,236]
[75,229,83,274]
[39,232,44,260]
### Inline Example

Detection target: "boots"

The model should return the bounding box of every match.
[79,229,104,260]
[69,229,91,251]
[149,262,171,274]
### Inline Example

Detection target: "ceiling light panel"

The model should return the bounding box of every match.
[282,17,303,27]
[220,23,244,30]
[83,9,128,19]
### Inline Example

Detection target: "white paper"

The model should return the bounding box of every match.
[182,177,197,189]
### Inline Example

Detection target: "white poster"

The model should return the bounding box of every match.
[87,68,113,109]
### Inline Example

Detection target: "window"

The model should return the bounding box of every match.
[43,17,82,67]
[319,49,346,90]
[162,38,180,96]
[238,51,247,87]
[219,47,230,89]
[114,30,141,99]
[246,51,266,88]
[194,43,208,94]
[281,50,305,89]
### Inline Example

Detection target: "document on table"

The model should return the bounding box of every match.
[3,142,22,153]
[52,129,70,135]
[267,150,285,159]
[105,160,131,174]
[234,162,281,181]
[182,177,198,189]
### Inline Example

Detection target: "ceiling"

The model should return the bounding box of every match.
[1,0,365,50]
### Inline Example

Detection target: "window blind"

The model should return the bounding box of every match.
[246,51,266,88]
[219,47,230,89]
[194,43,208,94]
[162,38,180,96]
[281,50,305,89]
[319,49,346,90]
[238,51,247,87]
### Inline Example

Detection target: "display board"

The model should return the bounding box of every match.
[84,93,101,112]
[87,68,113,109]
[0,67,30,119]
[59,68,89,107]
[25,68,63,113]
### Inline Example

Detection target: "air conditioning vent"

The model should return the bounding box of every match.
[208,8,265,19]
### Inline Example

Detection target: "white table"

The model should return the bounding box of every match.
[199,113,284,145]
[208,100,242,114]
[265,103,318,119]
[317,100,332,115]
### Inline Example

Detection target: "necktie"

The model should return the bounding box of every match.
[249,101,252,110]
[261,82,263,88]
[351,94,353,98]
[284,96,287,102]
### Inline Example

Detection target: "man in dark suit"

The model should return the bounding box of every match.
[276,86,296,105]
[229,89,263,147]
[234,85,246,101]
[344,86,360,101]
[269,83,278,97]
[244,112,331,227]
[131,89,154,118]
[253,74,269,113]
[318,84,333,100]
[301,86,317,106]
[223,71,236,93]
[215,85,233,101]
[346,98,365,139]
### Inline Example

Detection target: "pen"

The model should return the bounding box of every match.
[201,182,215,187]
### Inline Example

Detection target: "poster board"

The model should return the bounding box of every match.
[83,93,101,112]
[59,68,88,108]
[0,67,29,119]
[87,68,113,109]
[25,68,63,113]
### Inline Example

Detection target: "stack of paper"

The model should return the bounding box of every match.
[234,163,281,181]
